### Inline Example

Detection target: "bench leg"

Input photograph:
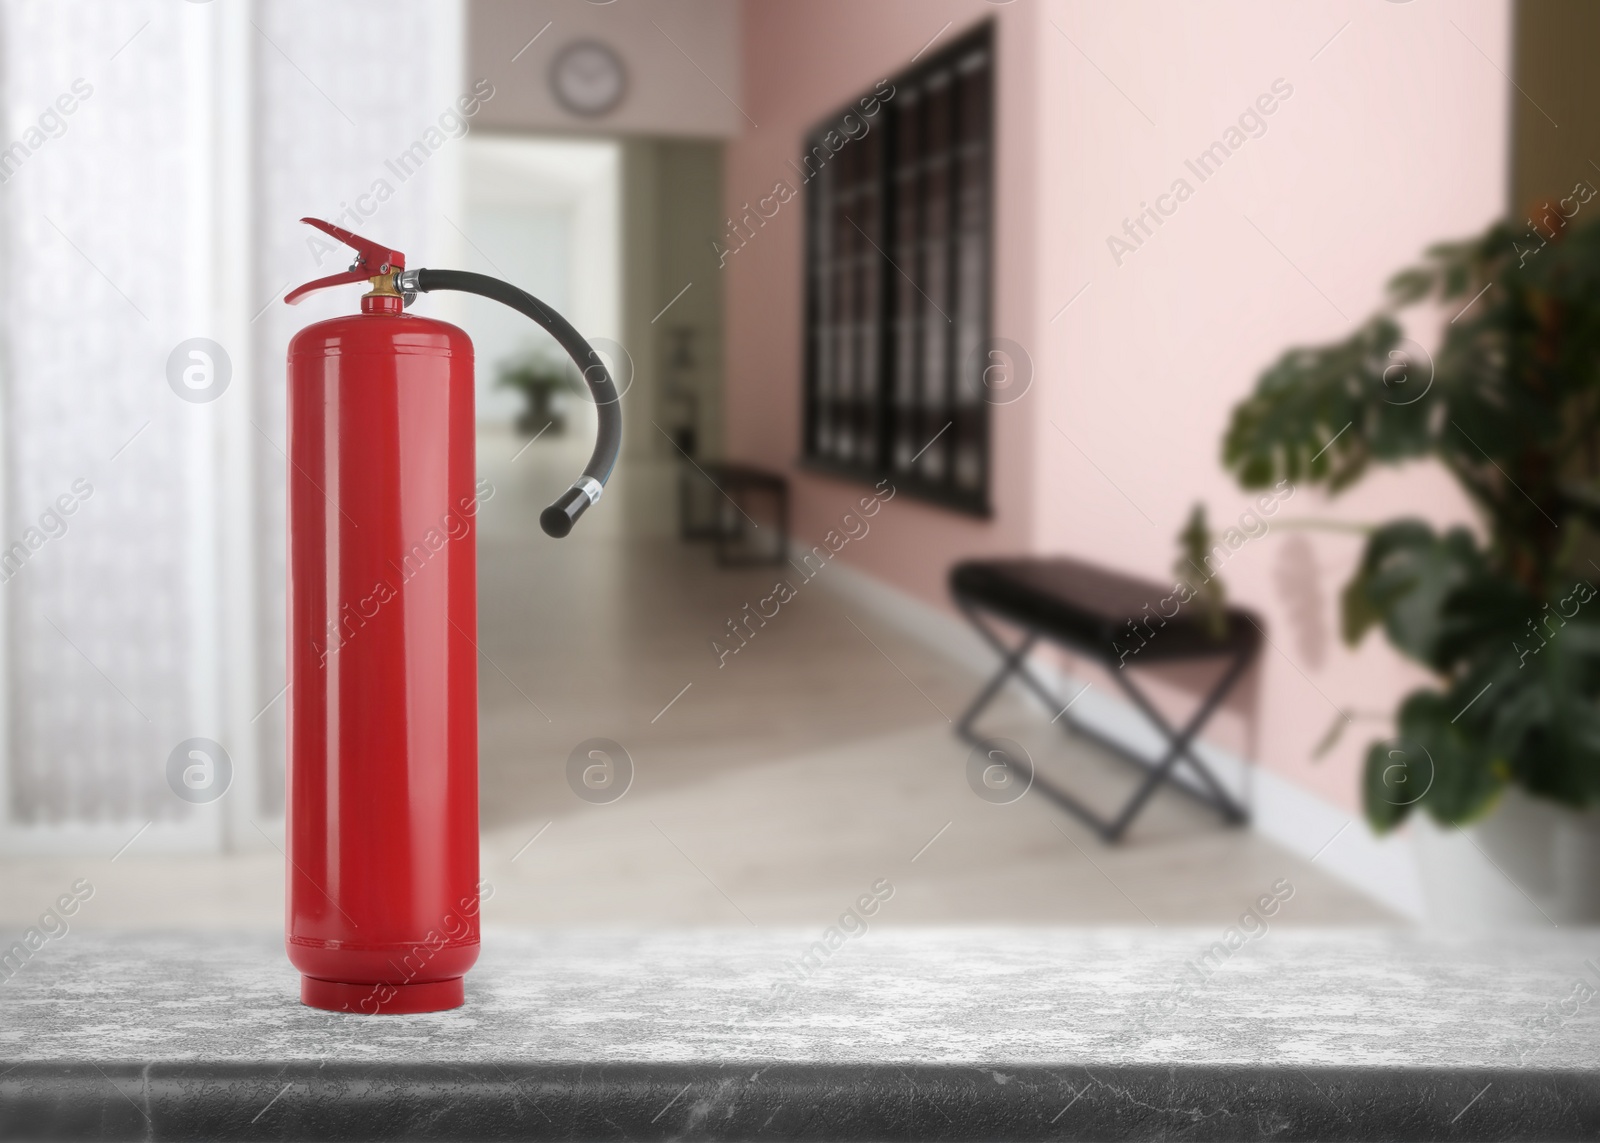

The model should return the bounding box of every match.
[956,602,1081,727]
[954,597,1253,843]
[1101,647,1253,841]
[955,627,1040,740]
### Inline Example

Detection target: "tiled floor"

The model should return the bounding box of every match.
[0,429,1394,931]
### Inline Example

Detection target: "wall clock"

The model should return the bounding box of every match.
[549,40,627,118]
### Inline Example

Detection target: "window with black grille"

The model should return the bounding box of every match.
[802,22,994,515]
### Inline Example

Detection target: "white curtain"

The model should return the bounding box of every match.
[0,0,462,851]
[0,1,198,842]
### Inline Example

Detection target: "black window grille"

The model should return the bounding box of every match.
[802,22,994,515]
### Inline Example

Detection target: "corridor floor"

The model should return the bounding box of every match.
[0,430,1393,932]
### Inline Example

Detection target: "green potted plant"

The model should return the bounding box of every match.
[1221,203,1600,917]
[495,346,570,436]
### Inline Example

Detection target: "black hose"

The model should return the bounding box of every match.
[413,268,621,538]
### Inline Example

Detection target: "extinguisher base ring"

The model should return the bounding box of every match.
[300,975,465,1015]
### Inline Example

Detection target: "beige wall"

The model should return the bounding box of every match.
[463,1,731,463]
[469,0,742,139]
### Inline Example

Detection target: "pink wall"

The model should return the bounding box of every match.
[725,0,1511,815]
[723,0,1043,603]
[1028,0,1508,811]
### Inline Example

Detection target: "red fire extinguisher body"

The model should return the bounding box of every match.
[285,294,480,1014]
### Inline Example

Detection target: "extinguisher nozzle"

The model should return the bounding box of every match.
[540,486,592,538]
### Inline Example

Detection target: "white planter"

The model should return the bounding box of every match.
[1411,789,1600,929]
[1553,804,1600,920]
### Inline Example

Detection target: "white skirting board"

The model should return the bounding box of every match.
[806,546,1427,921]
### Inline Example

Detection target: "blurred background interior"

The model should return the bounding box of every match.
[0,0,1595,939]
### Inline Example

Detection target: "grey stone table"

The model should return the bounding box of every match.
[2,928,1599,1140]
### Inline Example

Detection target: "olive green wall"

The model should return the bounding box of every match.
[1511,0,1600,216]
[621,138,725,461]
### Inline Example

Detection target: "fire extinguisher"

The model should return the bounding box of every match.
[281,218,620,1014]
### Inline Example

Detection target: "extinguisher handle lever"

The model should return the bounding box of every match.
[286,218,408,305]
[409,269,621,539]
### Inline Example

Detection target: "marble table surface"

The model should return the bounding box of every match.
[3,928,1599,1140]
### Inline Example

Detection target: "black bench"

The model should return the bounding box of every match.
[678,461,789,566]
[950,556,1262,842]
